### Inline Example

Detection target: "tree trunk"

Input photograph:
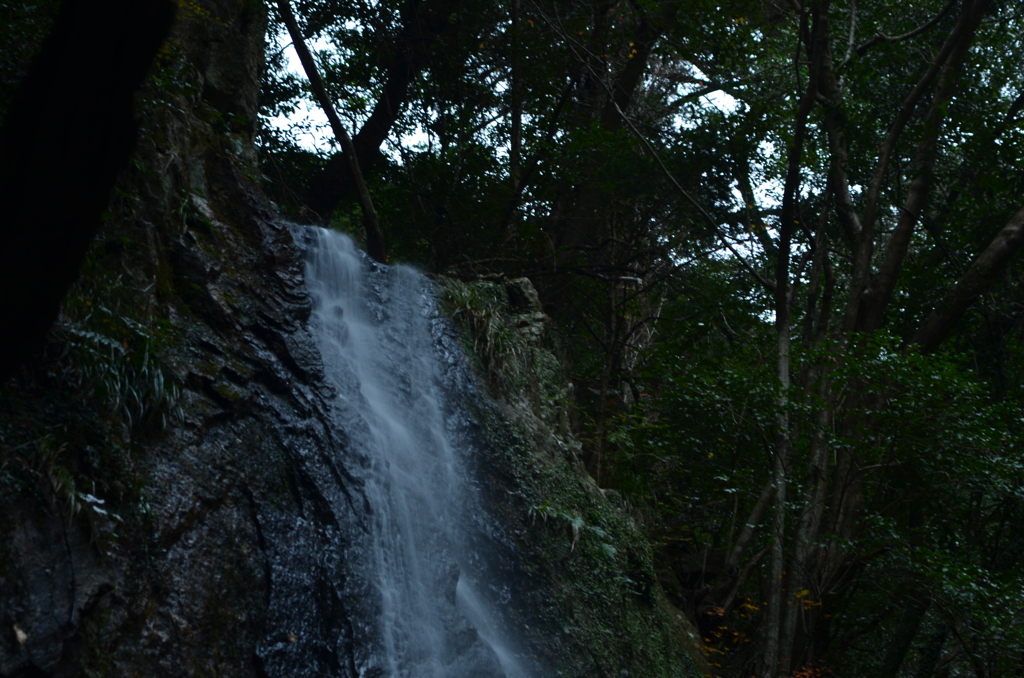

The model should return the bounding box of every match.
[879,597,931,678]
[912,204,1024,353]
[0,0,175,384]
[304,0,465,220]
[763,4,831,673]
[276,0,386,263]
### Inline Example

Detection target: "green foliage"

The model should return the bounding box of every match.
[0,0,59,123]
[441,278,521,383]
[474,401,705,678]
[0,233,181,546]
[617,312,1024,674]
[260,0,1024,673]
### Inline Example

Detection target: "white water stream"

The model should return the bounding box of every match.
[302,228,529,678]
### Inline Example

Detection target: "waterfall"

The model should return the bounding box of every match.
[300,227,530,678]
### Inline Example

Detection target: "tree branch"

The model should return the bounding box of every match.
[733,144,778,259]
[842,0,958,69]
[534,6,777,292]
[276,0,386,263]
[615,103,776,293]
[843,0,982,333]
[860,0,969,229]
[912,204,1024,354]
[860,0,990,332]
[305,0,464,220]
[725,479,774,572]
[500,77,576,233]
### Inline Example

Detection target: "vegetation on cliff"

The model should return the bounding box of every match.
[257,0,1024,675]
[2,0,1024,676]
[441,276,705,677]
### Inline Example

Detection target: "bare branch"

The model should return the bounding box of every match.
[722,546,769,617]
[842,0,857,65]
[725,479,774,572]
[613,102,777,292]
[500,77,576,233]
[837,0,857,90]
[842,0,958,69]
[859,0,976,230]
[818,43,864,242]
[733,141,778,258]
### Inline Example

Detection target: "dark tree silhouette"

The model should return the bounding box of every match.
[302,0,465,220]
[0,0,175,384]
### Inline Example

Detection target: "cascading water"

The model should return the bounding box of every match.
[300,227,530,678]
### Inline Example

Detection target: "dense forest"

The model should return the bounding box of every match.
[256,0,1024,675]
[2,0,1024,676]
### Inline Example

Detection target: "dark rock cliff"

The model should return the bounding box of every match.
[1,2,364,675]
[0,1,705,676]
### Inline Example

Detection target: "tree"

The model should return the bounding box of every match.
[0,0,175,384]
[260,0,1024,674]
[275,0,386,261]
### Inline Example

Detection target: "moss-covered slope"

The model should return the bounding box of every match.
[440,277,708,678]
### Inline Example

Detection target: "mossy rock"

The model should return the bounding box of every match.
[440,275,708,678]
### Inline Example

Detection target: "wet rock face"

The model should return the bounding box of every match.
[0,1,366,676]
[0,1,706,676]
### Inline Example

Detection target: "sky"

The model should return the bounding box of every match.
[269,35,744,156]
